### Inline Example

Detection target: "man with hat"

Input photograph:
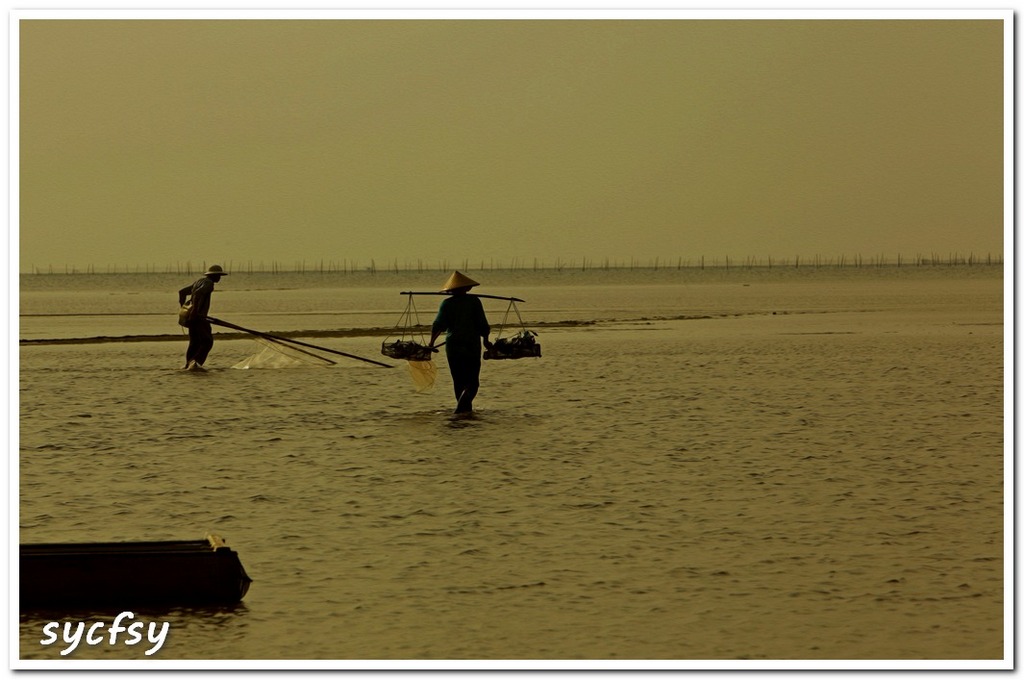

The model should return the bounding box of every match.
[177,264,228,370]
[429,271,493,414]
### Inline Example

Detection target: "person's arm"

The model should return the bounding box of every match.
[477,300,492,349]
[429,301,447,347]
[178,284,192,307]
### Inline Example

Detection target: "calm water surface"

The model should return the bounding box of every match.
[17,266,1006,666]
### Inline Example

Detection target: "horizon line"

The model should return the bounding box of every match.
[20,252,1004,275]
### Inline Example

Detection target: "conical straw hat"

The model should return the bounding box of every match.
[440,271,479,291]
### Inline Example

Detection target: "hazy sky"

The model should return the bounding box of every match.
[17,15,1006,272]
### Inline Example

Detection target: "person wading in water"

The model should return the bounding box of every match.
[178,264,228,370]
[429,271,493,414]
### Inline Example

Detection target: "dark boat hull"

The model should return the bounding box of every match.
[20,535,252,609]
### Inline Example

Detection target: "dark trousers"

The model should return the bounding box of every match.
[446,344,481,413]
[186,319,214,366]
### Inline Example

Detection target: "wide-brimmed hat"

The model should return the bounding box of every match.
[205,264,229,276]
[440,270,479,292]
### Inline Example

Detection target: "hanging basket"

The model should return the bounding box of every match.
[484,331,541,361]
[381,339,435,362]
[382,294,438,365]
[484,299,542,361]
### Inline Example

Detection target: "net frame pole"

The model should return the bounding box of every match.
[207,317,394,368]
[251,335,337,365]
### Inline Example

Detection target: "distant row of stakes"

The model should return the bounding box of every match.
[28,252,1002,275]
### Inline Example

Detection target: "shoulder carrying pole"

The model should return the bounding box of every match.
[399,291,525,303]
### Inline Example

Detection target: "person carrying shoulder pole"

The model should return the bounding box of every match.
[177,264,228,370]
[429,271,493,414]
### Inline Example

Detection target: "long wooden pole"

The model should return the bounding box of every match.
[250,334,338,365]
[207,317,394,368]
[399,291,525,302]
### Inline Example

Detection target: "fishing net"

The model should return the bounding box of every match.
[232,336,335,369]
[406,360,438,392]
